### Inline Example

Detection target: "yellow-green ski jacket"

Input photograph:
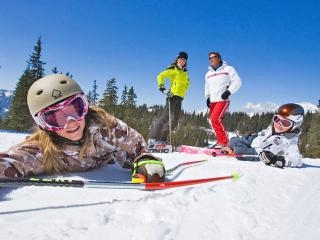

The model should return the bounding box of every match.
[157,65,190,98]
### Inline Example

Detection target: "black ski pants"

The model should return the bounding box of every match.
[149,96,183,142]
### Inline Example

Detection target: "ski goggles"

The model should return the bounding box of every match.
[272,114,293,128]
[35,94,89,131]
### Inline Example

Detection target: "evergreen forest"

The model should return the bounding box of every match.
[1,38,319,158]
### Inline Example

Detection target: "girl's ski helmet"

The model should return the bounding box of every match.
[276,103,304,130]
[27,74,84,118]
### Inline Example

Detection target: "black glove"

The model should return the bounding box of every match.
[259,151,286,168]
[159,87,173,97]
[159,87,166,93]
[207,98,211,108]
[221,90,231,100]
[132,154,165,182]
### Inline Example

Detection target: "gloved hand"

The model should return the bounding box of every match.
[159,87,173,97]
[163,89,173,97]
[221,90,231,100]
[159,87,166,93]
[132,154,165,182]
[207,98,211,108]
[259,151,286,168]
[261,136,284,156]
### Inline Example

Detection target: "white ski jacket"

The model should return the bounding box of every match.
[251,126,303,167]
[205,61,241,102]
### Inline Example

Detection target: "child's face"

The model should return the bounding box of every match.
[56,118,86,141]
[274,122,291,133]
[272,115,293,133]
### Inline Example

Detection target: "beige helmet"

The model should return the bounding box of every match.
[27,74,83,117]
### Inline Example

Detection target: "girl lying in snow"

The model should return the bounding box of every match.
[229,103,305,168]
[0,74,164,182]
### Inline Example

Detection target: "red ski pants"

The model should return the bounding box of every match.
[209,100,230,146]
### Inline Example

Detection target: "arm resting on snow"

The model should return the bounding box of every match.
[256,135,303,168]
[0,143,45,178]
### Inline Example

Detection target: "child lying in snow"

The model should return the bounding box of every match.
[229,103,304,168]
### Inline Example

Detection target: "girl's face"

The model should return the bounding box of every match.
[56,118,86,141]
[272,115,293,133]
[35,94,89,140]
[177,58,186,69]
[274,122,291,133]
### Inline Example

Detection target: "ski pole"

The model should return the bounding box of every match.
[212,153,258,158]
[145,172,240,190]
[132,159,208,183]
[165,159,208,175]
[168,97,172,145]
[0,172,240,190]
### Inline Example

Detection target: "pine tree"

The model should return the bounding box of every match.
[119,86,137,128]
[52,66,59,74]
[65,72,73,78]
[99,78,118,113]
[91,80,99,105]
[86,91,93,105]
[51,66,73,78]
[5,38,46,131]
[120,86,128,105]
[26,37,45,80]
[301,112,320,157]
[127,86,137,106]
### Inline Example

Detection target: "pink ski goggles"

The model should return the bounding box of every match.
[272,114,293,128]
[35,94,89,131]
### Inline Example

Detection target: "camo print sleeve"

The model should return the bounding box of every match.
[110,119,148,168]
[0,143,46,178]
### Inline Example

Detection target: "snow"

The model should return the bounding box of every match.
[0,131,320,240]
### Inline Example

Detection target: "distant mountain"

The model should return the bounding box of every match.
[0,89,14,119]
[197,101,319,116]
[240,102,278,114]
[241,102,319,116]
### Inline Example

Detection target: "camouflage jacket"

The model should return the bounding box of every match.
[0,118,148,178]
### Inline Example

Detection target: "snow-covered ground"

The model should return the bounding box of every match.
[0,130,320,240]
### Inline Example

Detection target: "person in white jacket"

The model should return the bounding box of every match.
[205,51,241,148]
[229,103,305,168]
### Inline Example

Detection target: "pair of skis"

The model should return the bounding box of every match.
[148,145,258,159]
[179,145,258,158]
[0,159,240,190]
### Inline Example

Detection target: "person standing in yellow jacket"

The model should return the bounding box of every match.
[148,51,190,145]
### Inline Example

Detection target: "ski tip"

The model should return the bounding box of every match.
[231,172,241,181]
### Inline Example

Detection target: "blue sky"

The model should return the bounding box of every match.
[0,0,319,113]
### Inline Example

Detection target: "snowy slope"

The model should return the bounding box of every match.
[0,131,320,240]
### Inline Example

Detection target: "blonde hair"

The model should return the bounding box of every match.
[25,106,116,173]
